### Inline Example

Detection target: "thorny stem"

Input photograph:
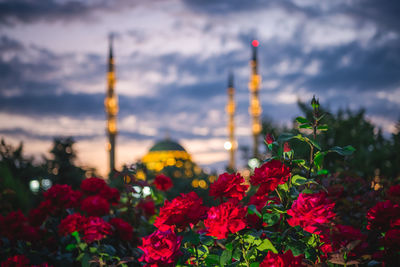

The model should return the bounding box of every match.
[275,188,283,204]
[307,107,319,180]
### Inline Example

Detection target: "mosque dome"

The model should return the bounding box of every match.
[142,139,193,174]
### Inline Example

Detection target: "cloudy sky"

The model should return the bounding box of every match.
[1,0,399,175]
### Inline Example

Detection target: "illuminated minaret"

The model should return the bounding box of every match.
[226,72,236,169]
[248,40,262,158]
[104,35,118,173]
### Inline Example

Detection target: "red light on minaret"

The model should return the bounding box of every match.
[252,40,259,47]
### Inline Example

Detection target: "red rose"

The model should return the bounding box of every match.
[43,184,82,213]
[265,133,274,145]
[204,201,247,239]
[154,192,208,231]
[139,229,182,266]
[250,160,290,195]
[137,197,156,218]
[58,213,87,236]
[320,224,366,258]
[209,172,248,201]
[283,142,291,152]
[100,186,120,204]
[0,210,27,241]
[110,218,133,241]
[82,217,112,243]
[154,174,173,191]
[80,177,107,195]
[366,200,400,232]
[1,255,30,267]
[81,196,110,216]
[260,250,303,267]
[387,185,400,203]
[384,229,400,250]
[28,200,53,227]
[287,192,335,234]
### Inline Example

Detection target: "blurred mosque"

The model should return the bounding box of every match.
[104,35,262,184]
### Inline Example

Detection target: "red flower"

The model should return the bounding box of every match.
[82,217,112,243]
[110,218,133,241]
[283,142,291,152]
[43,184,82,213]
[287,192,335,234]
[204,201,247,239]
[384,229,400,250]
[154,174,173,191]
[250,160,290,195]
[58,213,87,236]
[1,255,30,267]
[137,197,156,218]
[387,185,400,204]
[80,177,107,195]
[100,186,120,204]
[320,224,366,258]
[265,133,274,145]
[81,196,110,216]
[209,172,248,201]
[0,210,27,241]
[154,192,208,231]
[28,200,53,227]
[366,200,400,232]
[260,250,303,267]
[139,229,182,267]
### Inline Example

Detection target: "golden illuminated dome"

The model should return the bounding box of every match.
[142,139,193,173]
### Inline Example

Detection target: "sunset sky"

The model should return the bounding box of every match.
[1,0,399,175]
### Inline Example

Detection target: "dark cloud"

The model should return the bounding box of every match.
[0,0,155,26]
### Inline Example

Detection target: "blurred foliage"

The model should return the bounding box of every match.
[44,137,86,189]
[0,137,93,213]
[261,101,400,181]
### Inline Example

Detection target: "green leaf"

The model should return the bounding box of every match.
[299,124,312,129]
[220,250,232,266]
[250,263,260,267]
[317,169,329,175]
[183,230,200,245]
[257,238,278,253]
[278,183,289,192]
[291,175,308,186]
[232,248,241,261]
[71,231,80,243]
[66,244,76,251]
[248,205,262,218]
[301,188,314,194]
[307,137,321,150]
[330,145,356,156]
[295,116,310,124]
[200,234,214,246]
[263,213,280,226]
[313,151,327,170]
[78,243,87,251]
[89,247,97,253]
[225,243,233,251]
[205,254,220,265]
[243,234,256,244]
[277,133,295,142]
[317,124,328,131]
[81,253,91,267]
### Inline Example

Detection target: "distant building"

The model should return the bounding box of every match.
[141,138,212,189]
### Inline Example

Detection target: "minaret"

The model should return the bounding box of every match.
[104,35,118,173]
[248,40,262,158]
[226,72,236,170]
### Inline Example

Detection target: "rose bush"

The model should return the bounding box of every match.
[1,97,400,266]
